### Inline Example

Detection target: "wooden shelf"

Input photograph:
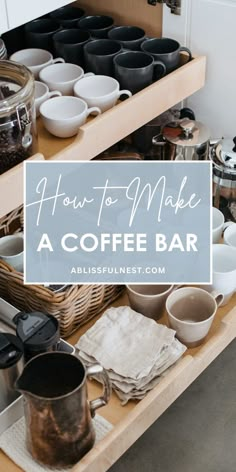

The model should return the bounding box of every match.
[69,292,236,472]
[1,291,236,472]
[0,55,206,219]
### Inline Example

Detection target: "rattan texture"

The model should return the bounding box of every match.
[0,206,123,337]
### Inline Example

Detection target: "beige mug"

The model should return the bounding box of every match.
[126,284,175,320]
[166,287,223,347]
[0,234,24,272]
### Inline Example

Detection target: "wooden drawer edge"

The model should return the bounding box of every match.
[72,306,236,472]
[0,153,44,219]
[52,56,206,162]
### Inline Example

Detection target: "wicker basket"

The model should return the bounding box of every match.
[0,206,124,337]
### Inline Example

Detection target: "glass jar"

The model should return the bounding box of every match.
[0,60,37,174]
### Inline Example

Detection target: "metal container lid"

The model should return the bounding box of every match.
[163,119,211,147]
[212,138,236,173]
[14,312,60,352]
[0,333,23,369]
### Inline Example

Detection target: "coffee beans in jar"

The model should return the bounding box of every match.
[0,61,37,174]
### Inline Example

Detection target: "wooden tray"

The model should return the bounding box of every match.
[0,54,206,219]
[1,291,236,472]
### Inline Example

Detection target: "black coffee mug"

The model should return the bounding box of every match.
[108,25,146,51]
[114,51,166,94]
[53,29,91,67]
[24,19,61,54]
[50,6,85,28]
[141,37,192,74]
[78,15,114,39]
[84,39,122,77]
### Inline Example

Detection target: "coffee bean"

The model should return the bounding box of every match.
[0,85,33,174]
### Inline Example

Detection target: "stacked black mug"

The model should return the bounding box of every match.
[3,4,192,95]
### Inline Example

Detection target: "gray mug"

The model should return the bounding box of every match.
[141,37,192,75]
[84,39,123,77]
[114,51,166,94]
[108,25,146,51]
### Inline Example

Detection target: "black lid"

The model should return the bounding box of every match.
[0,332,23,369]
[14,312,60,352]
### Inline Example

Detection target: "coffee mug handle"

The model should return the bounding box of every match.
[210,290,224,307]
[84,72,95,78]
[179,47,192,62]
[86,106,102,117]
[87,364,111,417]
[48,91,62,98]
[52,57,65,64]
[118,89,132,99]
[153,61,166,79]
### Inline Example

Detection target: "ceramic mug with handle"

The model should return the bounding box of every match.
[10,48,65,79]
[35,81,62,117]
[166,286,223,347]
[223,222,236,248]
[212,207,224,243]
[74,75,132,112]
[0,234,24,272]
[126,284,176,320]
[212,244,236,305]
[114,51,166,94]
[39,63,94,96]
[141,37,192,75]
[40,96,101,138]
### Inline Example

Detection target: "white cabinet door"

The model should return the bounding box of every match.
[6,0,72,30]
[163,0,236,138]
[0,0,9,35]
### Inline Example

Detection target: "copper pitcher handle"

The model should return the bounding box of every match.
[87,364,111,417]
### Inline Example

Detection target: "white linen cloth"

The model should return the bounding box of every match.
[0,415,113,472]
[76,306,186,404]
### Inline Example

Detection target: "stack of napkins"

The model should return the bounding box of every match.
[76,306,186,404]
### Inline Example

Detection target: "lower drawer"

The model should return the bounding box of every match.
[0,292,235,471]
[67,291,236,472]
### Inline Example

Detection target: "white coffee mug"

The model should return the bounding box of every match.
[126,284,175,320]
[35,81,62,117]
[212,207,224,243]
[212,244,236,305]
[0,234,24,272]
[39,63,94,96]
[223,223,236,248]
[10,48,64,79]
[74,75,132,113]
[166,286,223,347]
[40,96,101,138]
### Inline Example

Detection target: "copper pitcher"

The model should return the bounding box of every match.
[15,352,111,468]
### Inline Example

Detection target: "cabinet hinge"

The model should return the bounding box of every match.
[147,0,181,16]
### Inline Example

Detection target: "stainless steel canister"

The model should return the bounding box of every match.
[152,118,211,161]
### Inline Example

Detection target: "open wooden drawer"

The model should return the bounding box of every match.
[0,291,235,472]
[70,292,236,472]
[0,54,206,218]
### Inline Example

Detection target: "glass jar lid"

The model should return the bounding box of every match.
[163,119,211,147]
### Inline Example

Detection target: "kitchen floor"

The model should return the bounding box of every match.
[109,339,236,472]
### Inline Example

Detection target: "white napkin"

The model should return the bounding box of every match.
[76,306,186,404]
[77,306,177,379]
[0,415,113,472]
